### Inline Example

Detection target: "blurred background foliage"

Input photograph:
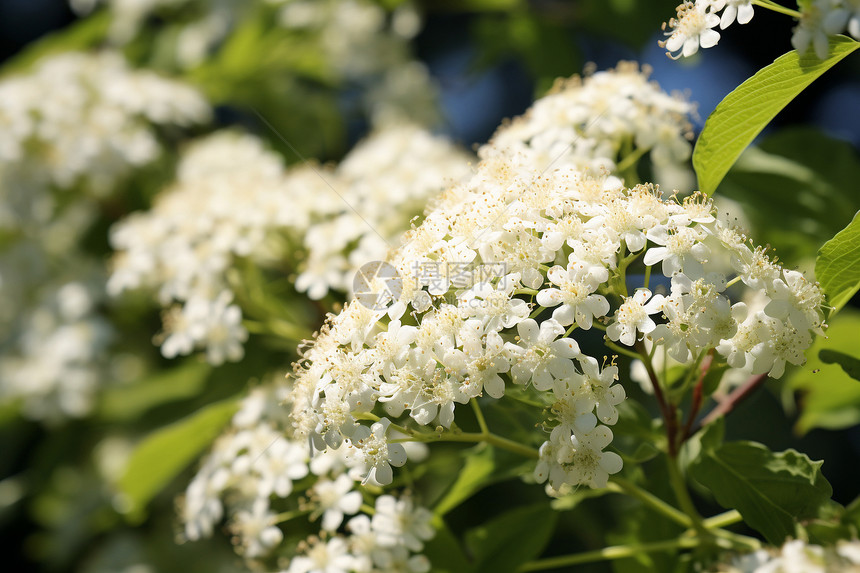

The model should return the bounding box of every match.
[0,0,859,572]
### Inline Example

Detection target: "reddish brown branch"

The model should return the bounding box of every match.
[635,341,679,456]
[691,373,769,436]
[680,352,712,443]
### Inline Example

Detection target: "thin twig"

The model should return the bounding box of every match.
[692,373,768,435]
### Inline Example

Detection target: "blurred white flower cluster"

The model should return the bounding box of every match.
[108,126,470,364]
[296,125,473,300]
[70,0,437,124]
[661,0,860,60]
[717,539,860,572]
[286,63,823,498]
[182,383,434,571]
[0,51,208,421]
[0,278,113,422]
[0,51,209,227]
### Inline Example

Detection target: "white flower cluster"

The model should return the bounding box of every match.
[70,0,437,124]
[0,51,209,224]
[287,64,823,497]
[661,0,860,60]
[717,539,860,572]
[0,51,206,422]
[108,126,469,364]
[0,278,113,422]
[296,125,473,300]
[484,62,695,175]
[793,0,860,59]
[182,383,434,571]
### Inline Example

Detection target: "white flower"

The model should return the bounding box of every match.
[643,225,710,278]
[443,321,510,399]
[792,1,831,60]
[607,289,665,347]
[660,1,722,59]
[312,474,363,531]
[750,314,811,378]
[565,425,623,488]
[231,498,283,558]
[371,495,435,552]
[506,319,581,391]
[717,0,754,29]
[536,262,610,329]
[566,356,625,425]
[457,274,530,331]
[287,536,356,573]
[349,418,407,486]
[824,0,860,40]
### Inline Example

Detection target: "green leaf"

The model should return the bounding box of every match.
[719,130,860,265]
[816,210,860,313]
[424,518,474,573]
[788,309,860,433]
[465,503,558,573]
[97,361,212,421]
[116,398,239,521]
[0,12,110,79]
[434,444,496,517]
[693,35,860,195]
[690,441,832,544]
[819,349,860,381]
[681,417,725,472]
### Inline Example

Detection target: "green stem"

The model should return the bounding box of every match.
[666,455,709,538]
[518,536,700,571]
[273,509,310,524]
[616,144,649,177]
[471,398,489,435]
[605,341,641,361]
[751,0,802,19]
[529,305,546,319]
[702,509,743,530]
[712,528,762,551]
[608,477,691,528]
[357,413,540,460]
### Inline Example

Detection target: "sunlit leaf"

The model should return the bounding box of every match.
[465,503,557,573]
[690,441,832,544]
[816,211,860,313]
[789,309,860,433]
[117,398,239,521]
[693,35,860,195]
[434,444,495,516]
[98,361,211,421]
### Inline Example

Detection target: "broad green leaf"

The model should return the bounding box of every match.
[434,444,495,517]
[0,12,110,79]
[690,441,832,544]
[788,309,860,433]
[117,398,239,521]
[97,361,211,421]
[820,350,860,381]
[681,417,725,472]
[693,35,860,195]
[424,518,474,573]
[816,211,860,313]
[613,399,664,460]
[719,130,860,266]
[465,503,557,573]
